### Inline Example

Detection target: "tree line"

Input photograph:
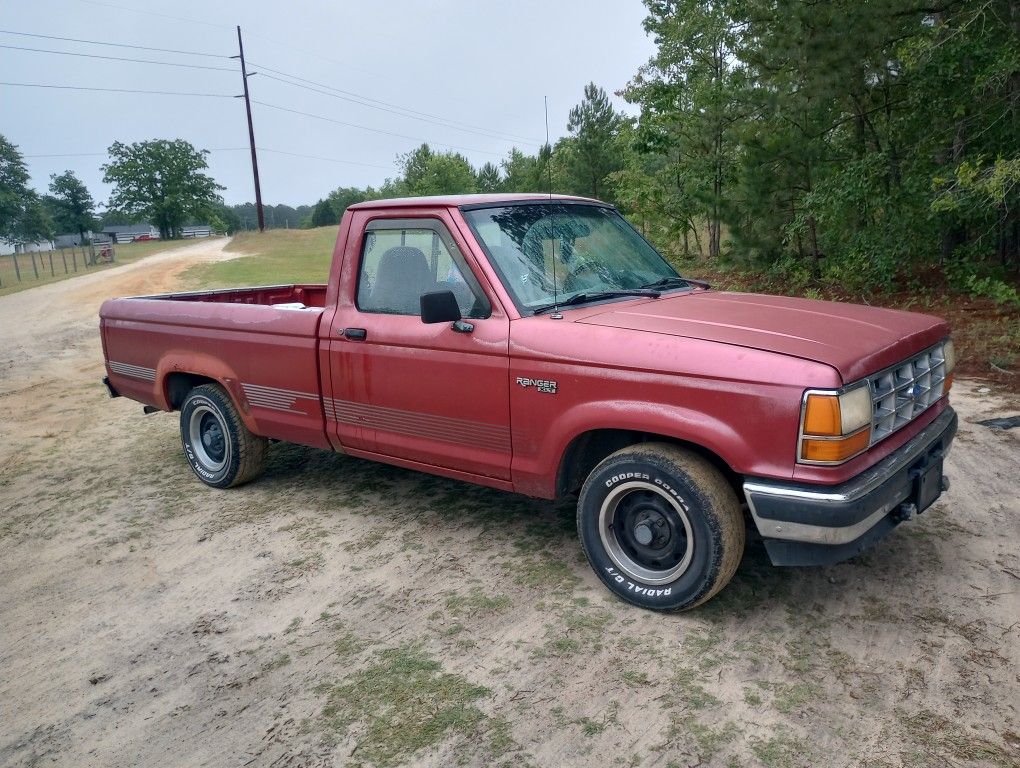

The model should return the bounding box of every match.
[307,0,1018,301]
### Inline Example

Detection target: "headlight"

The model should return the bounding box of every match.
[798,385,872,464]
[942,339,955,395]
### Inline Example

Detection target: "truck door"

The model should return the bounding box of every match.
[325,213,512,481]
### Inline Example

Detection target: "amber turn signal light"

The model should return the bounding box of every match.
[803,394,841,436]
[801,429,871,463]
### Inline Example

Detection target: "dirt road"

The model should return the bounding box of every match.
[1,242,1017,768]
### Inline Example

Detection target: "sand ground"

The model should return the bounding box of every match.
[0,239,1017,767]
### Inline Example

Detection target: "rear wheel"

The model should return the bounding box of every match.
[577,443,744,611]
[180,384,267,488]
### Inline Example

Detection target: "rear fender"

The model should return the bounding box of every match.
[156,351,259,433]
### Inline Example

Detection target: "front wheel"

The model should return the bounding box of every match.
[180,384,267,488]
[577,443,745,611]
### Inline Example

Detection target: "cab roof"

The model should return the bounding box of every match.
[347,193,602,210]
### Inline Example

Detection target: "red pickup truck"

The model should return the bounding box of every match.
[100,194,957,610]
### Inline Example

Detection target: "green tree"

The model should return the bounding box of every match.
[624,1,744,259]
[13,199,54,244]
[0,134,35,242]
[565,83,627,202]
[398,144,434,192]
[399,144,477,196]
[501,147,544,192]
[310,198,339,227]
[327,186,372,218]
[476,161,503,192]
[102,139,223,239]
[209,202,242,234]
[47,170,96,241]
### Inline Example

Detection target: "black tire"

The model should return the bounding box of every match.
[180,384,267,488]
[577,443,745,611]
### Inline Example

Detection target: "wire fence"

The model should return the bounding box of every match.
[0,242,117,289]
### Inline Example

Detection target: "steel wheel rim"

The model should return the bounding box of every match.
[598,480,694,585]
[188,404,229,473]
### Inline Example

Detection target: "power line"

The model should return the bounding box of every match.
[0,28,228,58]
[20,146,395,170]
[251,100,506,157]
[0,81,234,97]
[67,0,528,125]
[259,148,395,171]
[0,43,236,72]
[0,34,535,151]
[250,64,540,145]
[23,148,250,158]
[57,2,536,143]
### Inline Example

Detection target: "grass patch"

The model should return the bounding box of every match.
[538,603,613,658]
[758,680,821,714]
[183,227,337,288]
[486,716,515,755]
[280,551,325,581]
[670,667,719,711]
[333,631,366,659]
[669,715,739,759]
[620,669,651,687]
[899,709,1012,766]
[343,528,387,553]
[751,732,811,768]
[509,556,581,592]
[572,700,620,736]
[318,646,489,767]
[445,587,511,617]
[262,653,291,672]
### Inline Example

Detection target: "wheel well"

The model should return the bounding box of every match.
[165,372,219,409]
[556,429,741,500]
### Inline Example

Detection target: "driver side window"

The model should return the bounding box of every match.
[357,223,486,317]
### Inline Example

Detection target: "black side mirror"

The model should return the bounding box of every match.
[420,290,462,324]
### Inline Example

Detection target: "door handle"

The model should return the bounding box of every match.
[343,327,367,341]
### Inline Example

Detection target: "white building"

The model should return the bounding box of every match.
[102,223,160,243]
[0,239,55,256]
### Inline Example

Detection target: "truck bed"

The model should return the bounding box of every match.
[139,283,328,309]
[99,284,332,451]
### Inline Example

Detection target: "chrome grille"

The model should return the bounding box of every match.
[868,343,947,445]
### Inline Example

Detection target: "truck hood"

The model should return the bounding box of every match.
[577,291,949,383]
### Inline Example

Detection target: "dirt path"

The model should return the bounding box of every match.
[0,246,1017,768]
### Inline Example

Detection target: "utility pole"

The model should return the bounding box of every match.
[233,26,265,232]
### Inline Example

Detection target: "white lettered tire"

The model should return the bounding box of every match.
[180,384,267,488]
[577,443,745,611]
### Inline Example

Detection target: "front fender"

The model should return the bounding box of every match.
[512,398,753,498]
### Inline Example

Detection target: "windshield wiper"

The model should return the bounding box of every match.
[532,289,661,316]
[640,275,712,290]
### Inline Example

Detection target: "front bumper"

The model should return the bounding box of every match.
[743,406,957,566]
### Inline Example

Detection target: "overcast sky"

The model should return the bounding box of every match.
[1,0,656,207]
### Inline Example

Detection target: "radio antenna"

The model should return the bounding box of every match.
[544,95,562,319]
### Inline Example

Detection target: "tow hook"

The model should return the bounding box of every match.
[893,502,917,523]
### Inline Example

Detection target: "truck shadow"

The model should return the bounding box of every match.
[251,442,943,620]
[257,441,577,550]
